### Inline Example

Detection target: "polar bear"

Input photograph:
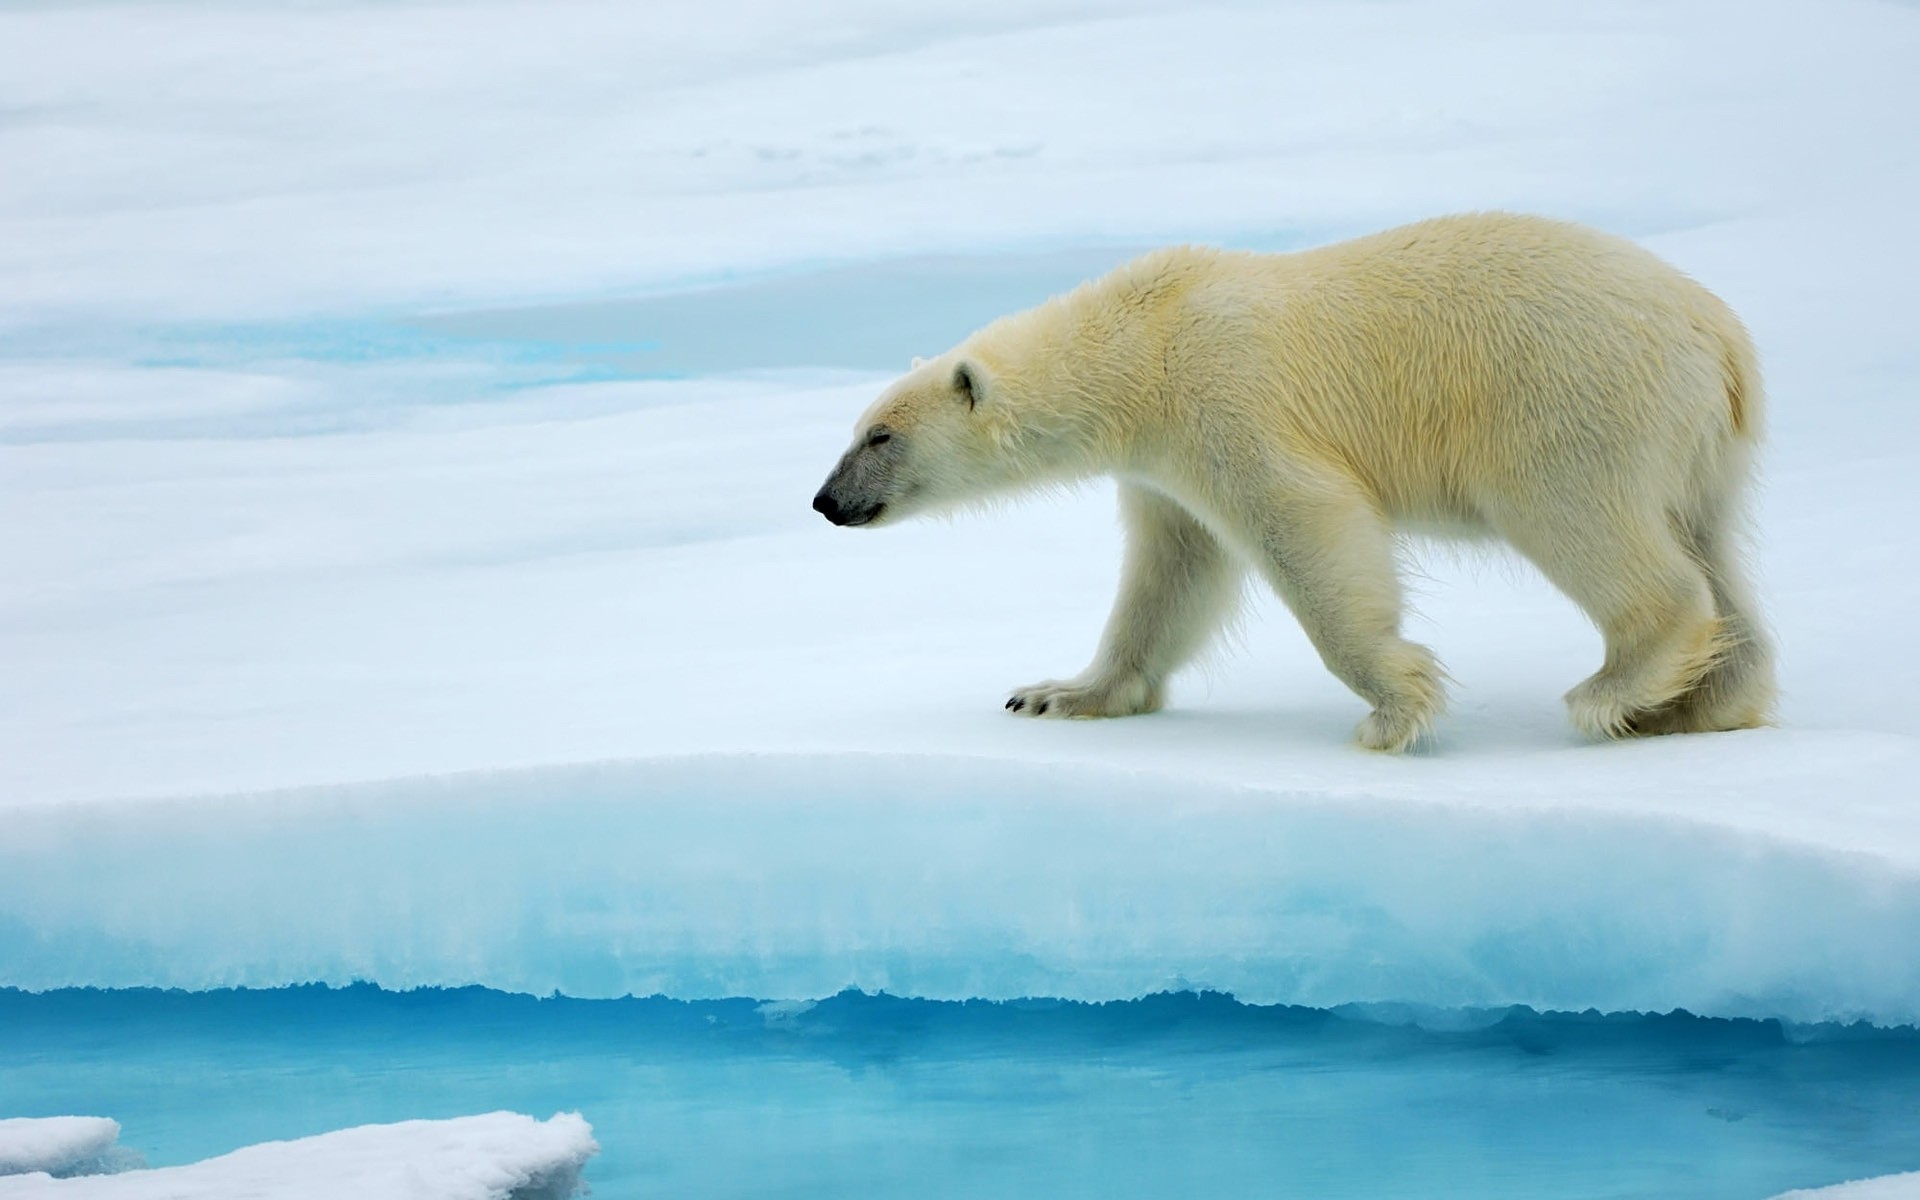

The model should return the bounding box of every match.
[812,212,1775,751]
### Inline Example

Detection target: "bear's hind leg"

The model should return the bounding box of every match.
[1250,478,1448,752]
[1502,508,1725,739]
[1634,500,1776,734]
[1008,483,1241,719]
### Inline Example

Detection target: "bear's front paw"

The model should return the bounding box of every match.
[1005,673,1160,720]
[1351,642,1447,753]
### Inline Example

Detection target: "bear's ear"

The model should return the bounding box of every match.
[910,355,927,369]
[952,359,985,411]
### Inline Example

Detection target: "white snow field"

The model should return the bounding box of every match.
[1,0,1918,1194]
[0,1113,596,1200]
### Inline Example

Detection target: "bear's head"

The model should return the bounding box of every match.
[812,351,1044,527]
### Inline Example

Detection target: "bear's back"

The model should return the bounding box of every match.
[1162,213,1749,522]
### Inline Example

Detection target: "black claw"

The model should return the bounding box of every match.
[1036,701,1050,715]
[1008,697,1025,712]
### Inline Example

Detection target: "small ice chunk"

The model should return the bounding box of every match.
[756,998,818,1029]
[0,1112,596,1199]
[0,1120,130,1179]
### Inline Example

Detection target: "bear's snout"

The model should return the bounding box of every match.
[812,485,885,527]
[812,488,846,524]
[814,437,898,527]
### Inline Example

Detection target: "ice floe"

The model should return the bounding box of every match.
[0,1114,593,1200]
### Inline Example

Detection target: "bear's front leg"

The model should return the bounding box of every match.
[1252,478,1448,752]
[1006,483,1241,721]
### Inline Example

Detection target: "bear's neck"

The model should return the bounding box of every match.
[979,257,1190,482]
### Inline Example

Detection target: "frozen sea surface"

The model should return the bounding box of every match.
[3,986,1918,1200]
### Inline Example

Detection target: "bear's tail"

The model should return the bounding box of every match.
[1718,310,1764,443]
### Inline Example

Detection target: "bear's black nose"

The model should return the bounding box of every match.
[813,489,844,524]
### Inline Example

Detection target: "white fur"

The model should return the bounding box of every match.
[815,213,1776,750]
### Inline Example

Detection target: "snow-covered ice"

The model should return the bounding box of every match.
[4,302,1917,1019]
[1,0,1918,1024]
[0,1120,130,1180]
[0,1113,594,1200]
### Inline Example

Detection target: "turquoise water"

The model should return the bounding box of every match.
[4,986,1917,1198]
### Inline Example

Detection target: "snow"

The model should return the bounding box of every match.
[0,1120,128,1180]
[0,1114,595,1200]
[7,0,1910,328]
[1,0,1918,1026]
[1774,1175,1920,1200]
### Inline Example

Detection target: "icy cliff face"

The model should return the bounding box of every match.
[3,755,1915,1024]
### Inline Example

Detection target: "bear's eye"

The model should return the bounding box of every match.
[865,429,892,448]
